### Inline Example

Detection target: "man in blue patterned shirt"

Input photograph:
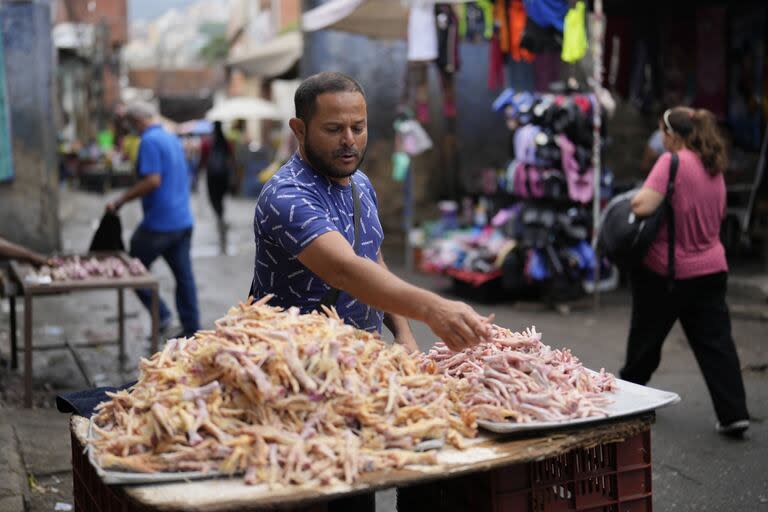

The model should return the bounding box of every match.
[250,72,490,354]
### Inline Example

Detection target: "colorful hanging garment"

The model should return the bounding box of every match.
[509,0,535,62]
[494,0,510,54]
[436,4,460,73]
[477,0,495,39]
[561,1,588,63]
[488,32,505,89]
[523,0,569,32]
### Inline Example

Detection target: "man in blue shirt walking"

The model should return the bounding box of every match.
[107,102,200,337]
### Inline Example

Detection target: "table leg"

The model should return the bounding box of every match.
[118,288,125,368]
[150,287,159,355]
[9,296,17,370]
[23,294,32,408]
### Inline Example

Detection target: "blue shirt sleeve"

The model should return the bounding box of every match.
[256,180,339,257]
[137,138,162,177]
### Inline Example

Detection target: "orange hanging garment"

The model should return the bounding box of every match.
[509,0,535,62]
[494,0,510,54]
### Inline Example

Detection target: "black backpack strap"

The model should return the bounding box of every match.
[318,179,361,311]
[666,153,679,283]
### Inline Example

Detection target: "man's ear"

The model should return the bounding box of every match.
[288,118,305,145]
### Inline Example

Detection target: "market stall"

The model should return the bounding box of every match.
[65,298,678,511]
[7,253,160,407]
[304,0,612,304]
[71,413,658,511]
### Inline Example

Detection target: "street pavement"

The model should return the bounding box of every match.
[0,186,766,512]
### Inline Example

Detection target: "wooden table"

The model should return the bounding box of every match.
[9,255,160,407]
[71,413,654,512]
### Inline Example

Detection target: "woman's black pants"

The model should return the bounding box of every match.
[620,266,749,425]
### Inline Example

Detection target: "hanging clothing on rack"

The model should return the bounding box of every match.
[556,134,593,203]
[509,0,535,62]
[436,4,460,73]
[513,124,541,164]
[407,1,438,62]
[494,0,511,54]
[523,0,569,32]
[533,51,561,91]
[488,32,505,90]
[521,16,563,54]
[561,1,588,63]
[464,2,489,41]
[477,0,495,39]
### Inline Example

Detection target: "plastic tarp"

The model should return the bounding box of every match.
[303,0,409,39]
[205,97,282,122]
[226,32,303,78]
[302,0,477,40]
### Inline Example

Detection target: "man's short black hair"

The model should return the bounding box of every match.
[294,72,365,123]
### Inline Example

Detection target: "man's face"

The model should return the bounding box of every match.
[298,91,368,180]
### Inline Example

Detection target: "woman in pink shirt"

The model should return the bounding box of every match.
[619,107,750,438]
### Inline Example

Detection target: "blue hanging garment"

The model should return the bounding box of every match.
[523,0,569,32]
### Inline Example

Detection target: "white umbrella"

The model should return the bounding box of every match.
[205,97,283,122]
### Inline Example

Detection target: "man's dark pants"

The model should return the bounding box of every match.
[130,226,200,335]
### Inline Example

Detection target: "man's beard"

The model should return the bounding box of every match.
[304,134,366,180]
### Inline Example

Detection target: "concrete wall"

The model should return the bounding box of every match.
[0,0,60,252]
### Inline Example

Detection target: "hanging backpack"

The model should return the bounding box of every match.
[597,153,678,271]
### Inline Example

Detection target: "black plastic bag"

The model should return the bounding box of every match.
[89,212,125,252]
[597,153,678,269]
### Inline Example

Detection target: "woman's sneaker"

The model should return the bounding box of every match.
[715,419,750,438]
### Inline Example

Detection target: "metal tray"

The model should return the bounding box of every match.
[85,418,224,485]
[477,377,681,434]
[85,417,445,486]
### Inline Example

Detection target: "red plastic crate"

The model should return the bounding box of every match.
[397,429,652,512]
[490,430,652,512]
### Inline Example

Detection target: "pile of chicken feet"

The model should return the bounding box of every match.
[90,297,615,487]
[91,296,478,486]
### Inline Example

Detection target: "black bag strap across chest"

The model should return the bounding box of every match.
[665,152,679,283]
[318,179,361,310]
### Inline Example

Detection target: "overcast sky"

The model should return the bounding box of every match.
[128,0,197,21]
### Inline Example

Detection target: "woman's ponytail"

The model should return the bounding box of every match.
[685,108,728,175]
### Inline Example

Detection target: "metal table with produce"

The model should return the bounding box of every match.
[68,297,679,512]
[9,253,160,407]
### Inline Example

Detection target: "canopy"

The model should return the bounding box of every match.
[227,32,303,78]
[205,97,282,122]
[302,0,475,40]
[178,119,213,136]
[302,0,408,39]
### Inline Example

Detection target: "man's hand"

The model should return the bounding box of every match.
[425,299,492,352]
[28,252,50,267]
[105,199,122,214]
